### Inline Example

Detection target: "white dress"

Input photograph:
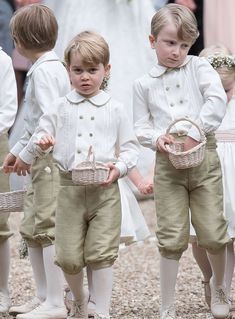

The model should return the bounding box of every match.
[215,96,235,238]
[118,177,151,245]
[190,96,235,238]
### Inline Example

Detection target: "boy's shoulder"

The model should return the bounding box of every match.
[28,51,65,76]
[0,47,11,65]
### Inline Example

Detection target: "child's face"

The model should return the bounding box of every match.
[149,21,192,68]
[68,52,110,98]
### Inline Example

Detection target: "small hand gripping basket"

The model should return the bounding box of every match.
[0,190,26,213]
[72,146,110,185]
[165,118,207,169]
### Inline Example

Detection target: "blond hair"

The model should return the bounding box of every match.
[199,44,235,83]
[151,3,199,44]
[64,31,110,68]
[10,4,58,52]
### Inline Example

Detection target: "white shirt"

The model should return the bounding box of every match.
[11,50,71,157]
[133,55,227,150]
[24,90,140,177]
[0,48,17,135]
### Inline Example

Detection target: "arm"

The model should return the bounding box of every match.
[133,79,159,150]
[128,167,153,195]
[17,67,65,164]
[187,58,227,141]
[0,54,17,136]
[115,104,140,177]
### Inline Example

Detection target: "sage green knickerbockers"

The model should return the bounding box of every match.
[154,135,229,260]
[55,171,121,275]
[0,133,13,243]
[20,154,59,247]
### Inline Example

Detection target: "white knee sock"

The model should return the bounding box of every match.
[0,239,10,296]
[92,266,113,318]
[207,247,226,286]
[225,242,235,296]
[191,242,212,282]
[28,246,47,301]
[87,265,96,312]
[160,255,179,312]
[64,270,84,302]
[43,245,65,307]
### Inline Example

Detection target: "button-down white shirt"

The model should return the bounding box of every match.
[23,90,140,177]
[133,56,227,150]
[11,51,71,157]
[0,48,17,135]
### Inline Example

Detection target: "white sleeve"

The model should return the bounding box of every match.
[0,56,17,135]
[188,59,227,140]
[116,105,140,177]
[19,102,58,164]
[133,79,159,150]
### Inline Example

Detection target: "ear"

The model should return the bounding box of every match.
[149,34,156,49]
[105,64,111,76]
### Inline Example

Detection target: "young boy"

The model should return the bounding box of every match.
[0,47,18,314]
[3,4,71,319]
[18,31,140,319]
[133,4,230,319]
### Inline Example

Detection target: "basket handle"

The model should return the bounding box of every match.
[86,146,96,169]
[166,117,205,141]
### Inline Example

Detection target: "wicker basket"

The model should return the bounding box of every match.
[0,190,26,213]
[165,118,207,169]
[72,146,109,185]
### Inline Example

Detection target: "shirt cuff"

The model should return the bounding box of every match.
[11,142,24,157]
[115,161,128,178]
[19,148,35,165]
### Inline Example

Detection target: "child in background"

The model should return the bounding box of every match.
[3,4,70,319]
[0,47,18,314]
[19,31,139,319]
[133,4,230,319]
[190,44,235,311]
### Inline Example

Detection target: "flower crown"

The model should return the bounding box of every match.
[207,55,235,69]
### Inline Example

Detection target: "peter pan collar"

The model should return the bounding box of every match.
[149,55,193,78]
[66,90,111,106]
[27,51,59,76]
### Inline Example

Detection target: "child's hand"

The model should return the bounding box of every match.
[3,153,16,173]
[13,157,31,176]
[101,163,120,186]
[137,180,154,195]
[184,136,199,151]
[156,134,175,153]
[35,134,55,151]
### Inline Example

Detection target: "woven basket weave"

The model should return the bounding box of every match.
[0,190,26,213]
[72,146,109,185]
[165,118,207,169]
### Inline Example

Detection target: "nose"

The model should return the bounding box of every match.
[81,71,89,80]
[172,46,180,57]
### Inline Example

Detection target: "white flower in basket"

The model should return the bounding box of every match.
[72,146,110,186]
[165,118,207,169]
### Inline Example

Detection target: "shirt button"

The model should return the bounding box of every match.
[179,100,183,104]
[79,115,83,119]
[78,133,82,137]
[91,116,95,120]
[89,133,93,137]
[176,84,180,88]
[166,87,170,91]
[170,103,174,107]
[77,150,81,154]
